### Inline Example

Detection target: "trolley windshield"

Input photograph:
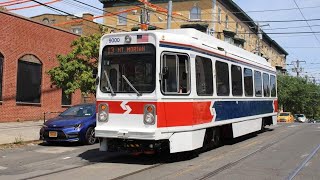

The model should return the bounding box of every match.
[100,44,156,94]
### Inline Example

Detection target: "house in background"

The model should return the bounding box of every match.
[30,13,103,36]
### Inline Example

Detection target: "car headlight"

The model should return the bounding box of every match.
[143,105,155,125]
[74,124,82,130]
[98,103,109,122]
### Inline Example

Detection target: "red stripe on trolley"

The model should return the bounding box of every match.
[96,101,214,127]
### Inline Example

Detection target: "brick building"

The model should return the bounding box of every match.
[0,10,83,122]
[100,0,288,71]
[30,13,103,36]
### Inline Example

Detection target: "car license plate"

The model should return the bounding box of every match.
[49,131,58,138]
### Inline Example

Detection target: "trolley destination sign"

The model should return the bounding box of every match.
[105,44,154,55]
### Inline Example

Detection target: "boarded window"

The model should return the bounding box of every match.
[196,56,213,96]
[16,55,42,104]
[231,65,243,96]
[61,89,72,106]
[216,61,230,96]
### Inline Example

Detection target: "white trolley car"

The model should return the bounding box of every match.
[95,29,278,154]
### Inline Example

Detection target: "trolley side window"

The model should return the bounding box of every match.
[244,68,253,96]
[263,73,270,97]
[196,56,213,96]
[254,71,262,97]
[270,75,276,97]
[161,53,190,94]
[216,61,230,96]
[231,65,243,96]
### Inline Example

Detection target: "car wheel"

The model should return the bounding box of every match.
[84,127,96,145]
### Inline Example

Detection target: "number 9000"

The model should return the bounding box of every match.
[109,38,120,43]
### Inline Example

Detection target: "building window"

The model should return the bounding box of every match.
[42,18,49,24]
[118,12,127,25]
[62,89,72,106]
[225,15,229,29]
[270,75,276,97]
[263,73,270,97]
[190,6,201,20]
[254,71,262,97]
[72,26,82,35]
[244,68,253,96]
[0,53,3,102]
[224,36,234,44]
[216,61,230,96]
[16,55,42,104]
[218,7,221,23]
[196,56,213,96]
[231,65,243,96]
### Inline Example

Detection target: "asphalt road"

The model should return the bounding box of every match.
[0,123,319,180]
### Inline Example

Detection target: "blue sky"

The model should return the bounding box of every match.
[4,0,320,81]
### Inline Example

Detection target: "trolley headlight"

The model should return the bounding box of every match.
[98,103,109,122]
[143,104,155,125]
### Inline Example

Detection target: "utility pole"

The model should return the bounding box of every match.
[291,60,306,77]
[140,0,149,31]
[167,0,172,29]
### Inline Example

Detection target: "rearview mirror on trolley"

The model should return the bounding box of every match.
[162,67,169,79]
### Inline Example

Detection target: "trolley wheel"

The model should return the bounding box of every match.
[212,128,221,148]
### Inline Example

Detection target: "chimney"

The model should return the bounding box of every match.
[82,13,94,21]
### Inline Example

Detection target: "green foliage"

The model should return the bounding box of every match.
[277,74,320,118]
[48,34,102,96]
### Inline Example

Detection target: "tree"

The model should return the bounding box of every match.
[277,74,320,118]
[48,33,102,97]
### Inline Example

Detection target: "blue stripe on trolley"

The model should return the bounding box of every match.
[213,101,274,121]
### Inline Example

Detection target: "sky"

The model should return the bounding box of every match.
[3,0,320,82]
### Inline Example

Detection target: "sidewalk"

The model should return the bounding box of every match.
[0,120,43,145]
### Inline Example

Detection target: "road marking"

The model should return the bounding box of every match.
[288,125,298,128]
[0,166,7,170]
[300,154,309,158]
[35,147,78,154]
[62,157,71,160]
[287,144,320,180]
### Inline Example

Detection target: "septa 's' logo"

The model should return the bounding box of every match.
[120,101,132,114]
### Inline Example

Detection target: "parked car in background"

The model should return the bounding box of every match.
[295,114,307,123]
[40,104,97,145]
[277,112,294,123]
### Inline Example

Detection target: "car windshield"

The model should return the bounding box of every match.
[100,44,156,94]
[297,114,305,117]
[60,104,95,117]
[279,113,289,116]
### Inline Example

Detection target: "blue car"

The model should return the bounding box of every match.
[40,104,97,145]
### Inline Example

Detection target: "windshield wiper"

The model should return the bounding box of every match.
[122,75,142,96]
[103,70,116,96]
